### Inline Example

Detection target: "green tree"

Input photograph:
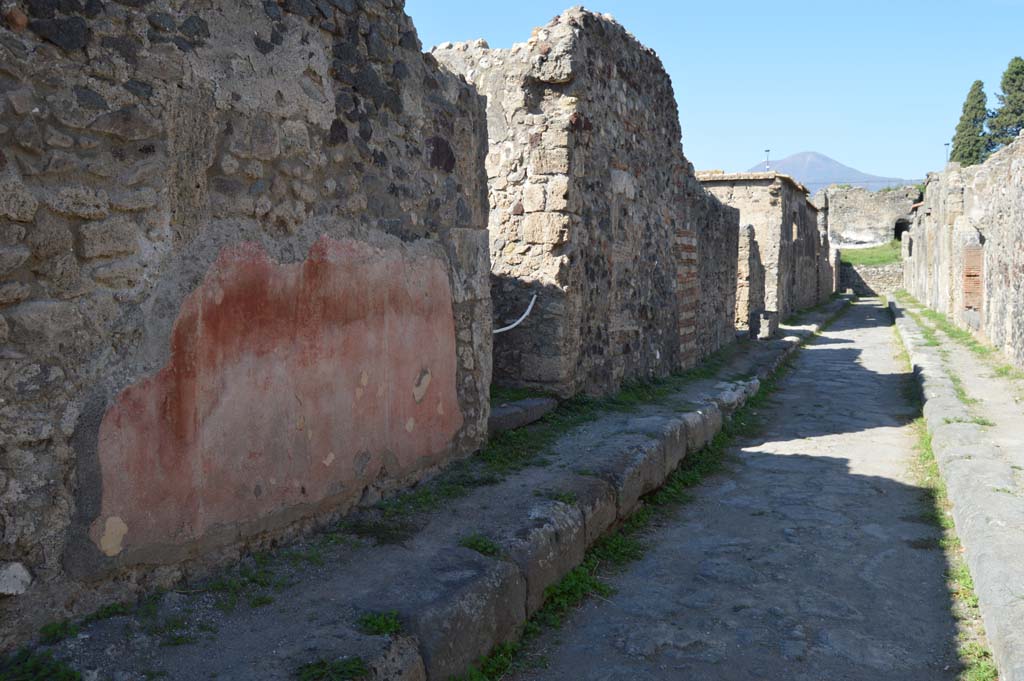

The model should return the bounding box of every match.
[950,81,990,166]
[989,56,1024,149]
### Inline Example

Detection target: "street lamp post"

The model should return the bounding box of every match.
[945,142,950,164]
[765,149,770,172]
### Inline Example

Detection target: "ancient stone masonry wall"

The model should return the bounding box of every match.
[697,172,826,324]
[818,185,920,247]
[435,8,736,397]
[735,224,766,337]
[903,133,1024,369]
[0,0,491,647]
[841,262,902,296]
[689,175,739,358]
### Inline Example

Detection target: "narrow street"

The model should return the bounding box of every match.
[511,300,961,681]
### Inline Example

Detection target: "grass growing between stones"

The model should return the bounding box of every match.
[892,326,998,681]
[295,657,369,681]
[452,355,797,680]
[490,385,552,406]
[0,649,81,681]
[840,240,902,266]
[356,611,402,636]
[459,534,502,557]
[895,289,1024,384]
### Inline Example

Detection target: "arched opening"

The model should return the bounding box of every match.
[894,219,911,241]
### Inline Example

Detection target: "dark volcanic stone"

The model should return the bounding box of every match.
[426,136,456,173]
[399,31,418,51]
[358,118,372,142]
[270,27,283,45]
[26,0,58,19]
[353,64,385,105]
[314,0,332,18]
[263,1,282,20]
[253,35,274,54]
[172,36,194,52]
[332,39,358,64]
[327,119,348,146]
[146,11,175,32]
[123,79,153,100]
[328,0,356,12]
[179,15,209,40]
[73,85,108,110]
[283,0,315,17]
[100,35,141,63]
[29,16,90,51]
[81,0,103,18]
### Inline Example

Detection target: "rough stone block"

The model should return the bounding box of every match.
[0,177,38,222]
[79,216,139,259]
[0,562,31,595]
[522,212,569,245]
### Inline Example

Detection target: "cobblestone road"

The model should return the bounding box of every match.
[511,300,961,681]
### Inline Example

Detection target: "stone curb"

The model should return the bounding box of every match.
[488,397,559,435]
[392,296,851,679]
[891,301,1024,681]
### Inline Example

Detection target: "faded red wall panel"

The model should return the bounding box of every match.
[89,236,462,558]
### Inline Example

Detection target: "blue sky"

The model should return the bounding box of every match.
[406,0,1024,180]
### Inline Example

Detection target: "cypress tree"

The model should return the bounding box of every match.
[950,80,989,166]
[989,56,1024,149]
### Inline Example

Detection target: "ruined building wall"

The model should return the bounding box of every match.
[697,173,822,322]
[820,185,920,247]
[816,225,835,303]
[735,225,766,336]
[687,175,739,360]
[0,0,491,646]
[904,134,1024,369]
[436,9,735,397]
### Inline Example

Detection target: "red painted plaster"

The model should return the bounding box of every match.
[89,236,462,557]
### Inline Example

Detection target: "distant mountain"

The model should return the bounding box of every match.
[746,152,919,195]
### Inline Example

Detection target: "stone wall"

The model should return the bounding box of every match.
[818,185,920,247]
[0,0,492,647]
[689,175,739,360]
[841,262,903,296]
[903,133,1024,369]
[435,9,737,397]
[697,172,830,323]
[735,224,766,336]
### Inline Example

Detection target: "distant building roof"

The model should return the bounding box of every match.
[695,170,810,196]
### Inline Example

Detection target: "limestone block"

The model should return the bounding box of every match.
[546,174,569,211]
[0,247,30,276]
[523,212,569,245]
[0,562,31,595]
[92,260,143,289]
[522,183,545,212]
[48,187,110,219]
[0,282,32,307]
[79,216,139,260]
[0,177,38,222]
[529,148,569,175]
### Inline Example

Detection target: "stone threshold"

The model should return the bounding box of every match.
[891,301,1024,681]
[42,298,850,681]
[488,396,559,435]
